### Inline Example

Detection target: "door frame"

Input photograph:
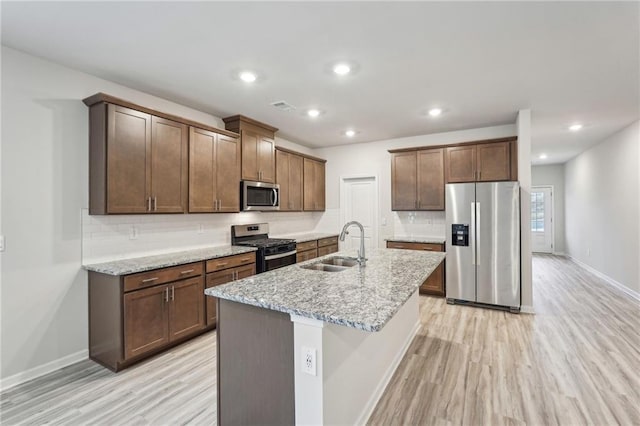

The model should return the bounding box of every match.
[339,175,379,249]
[531,185,554,254]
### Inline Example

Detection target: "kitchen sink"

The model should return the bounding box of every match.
[300,263,349,273]
[320,256,360,267]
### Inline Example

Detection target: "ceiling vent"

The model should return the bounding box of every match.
[271,100,296,112]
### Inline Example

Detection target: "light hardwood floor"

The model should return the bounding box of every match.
[1,255,639,425]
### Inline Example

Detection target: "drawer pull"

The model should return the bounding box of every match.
[240,258,251,262]
[423,248,434,251]
[216,262,228,267]
[180,269,195,274]
[142,277,159,283]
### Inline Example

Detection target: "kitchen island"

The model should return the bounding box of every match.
[206,248,445,425]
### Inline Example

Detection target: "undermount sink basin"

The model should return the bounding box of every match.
[320,256,360,267]
[300,263,349,273]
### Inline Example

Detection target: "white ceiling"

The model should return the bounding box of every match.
[2,2,638,164]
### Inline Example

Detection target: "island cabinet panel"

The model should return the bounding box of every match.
[89,102,189,214]
[276,149,304,211]
[217,299,295,426]
[223,115,278,183]
[188,127,240,213]
[386,241,445,296]
[303,158,326,211]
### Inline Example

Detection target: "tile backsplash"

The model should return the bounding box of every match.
[393,211,446,238]
[81,209,328,263]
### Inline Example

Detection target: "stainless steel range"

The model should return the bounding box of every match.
[231,223,297,273]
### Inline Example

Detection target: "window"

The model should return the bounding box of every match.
[531,192,544,232]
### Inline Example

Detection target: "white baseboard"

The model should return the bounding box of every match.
[0,349,88,392]
[520,305,535,314]
[355,320,421,426]
[552,251,565,256]
[568,256,640,302]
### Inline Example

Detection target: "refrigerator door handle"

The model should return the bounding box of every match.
[476,202,481,266]
[471,202,476,266]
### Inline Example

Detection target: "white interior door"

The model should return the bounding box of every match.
[531,186,553,253]
[341,177,378,252]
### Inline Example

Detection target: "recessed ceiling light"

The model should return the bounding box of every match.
[333,63,351,76]
[345,129,356,137]
[569,123,583,131]
[307,109,321,118]
[539,153,548,159]
[239,71,257,83]
[428,108,443,117]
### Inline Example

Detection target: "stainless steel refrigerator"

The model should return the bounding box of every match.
[445,182,521,312]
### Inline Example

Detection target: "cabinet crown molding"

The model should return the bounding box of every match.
[387,136,517,154]
[222,114,279,133]
[275,146,327,163]
[82,92,240,138]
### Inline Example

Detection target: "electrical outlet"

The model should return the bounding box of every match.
[129,225,138,240]
[302,346,316,376]
[0,235,5,252]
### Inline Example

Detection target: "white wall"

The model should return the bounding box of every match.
[314,124,518,247]
[565,120,640,294]
[517,110,533,311]
[0,47,317,385]
[531,164,566,254]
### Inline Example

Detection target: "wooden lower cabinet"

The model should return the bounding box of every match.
[386,241,446,297]
[297,249,318,262]
[318,245,338,257]
[170,277,206,340]
[205,263,256,327]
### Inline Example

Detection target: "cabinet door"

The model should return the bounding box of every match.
[241,130,259,181]
[417,148,445,210]
[276,150,290,211]
[445,145,477,183]
[216,135,241,212]
[235,263,256,280]
[106,105,151,213]
[476,142,511,181]
[313,160,326,211]
[258,136,275,183]
[391,152,417,210]
[205,269,235,327]
[189,127,216,212]
[303,158,315,211]
[150,116,188,213]
[421,263,445,296]
[124,284,169,359]
[169,277,205,341]
[289,154,304,211]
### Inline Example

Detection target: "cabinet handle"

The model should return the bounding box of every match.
[153,197,157,211]
[180,269,195,275]
[142,277,158,283]
[217,262,228,267]
[240,258,251,262]
[164,287,169,302]
[234,271,238,280]
[171,286,175,301]
[423,248,434,251]
[147,197,152,211]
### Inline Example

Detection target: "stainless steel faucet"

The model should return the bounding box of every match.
[339,221,367,266]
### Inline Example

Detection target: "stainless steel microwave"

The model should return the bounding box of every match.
[242,181,280,211]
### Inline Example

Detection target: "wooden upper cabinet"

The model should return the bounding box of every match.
[391,151,417,210]
[150,116,188,213]
[445,145,477,183]
[223,115,278,183]
[391,149,445,211]
[276,149,304,211]
[417,148,445,210]
[303,158,325,211]
[106,105,152,214]
[476,141,511,181]
[188,127,240,213]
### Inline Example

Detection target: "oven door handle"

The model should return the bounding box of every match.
[264,250,297,261]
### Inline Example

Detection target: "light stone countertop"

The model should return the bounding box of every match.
[273,232,339,243]
[385,235,446,244]
[83,245,258,276]
[206,248,445,332]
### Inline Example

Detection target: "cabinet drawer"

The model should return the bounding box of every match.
[124,262,203,292]
[386,241,444,252]
[296,240,318,252]
[206,252,256,273]
[296,249,318,263]
[318,244,338,257]
[206,263,256,287]
[318,236,338,247]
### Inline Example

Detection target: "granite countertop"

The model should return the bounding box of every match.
[386,235,446,244]
[83,245,258,276]
[206,248,445,332]
[274,232,339,243]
